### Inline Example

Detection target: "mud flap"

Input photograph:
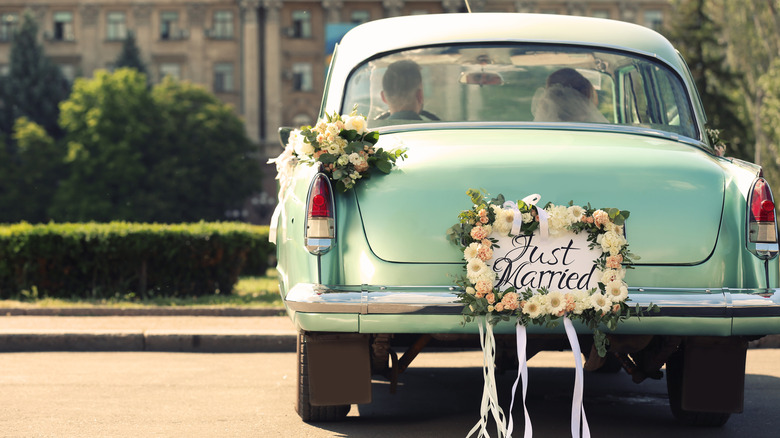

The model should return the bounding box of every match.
[680,336,747,413]
[306,333,372,406]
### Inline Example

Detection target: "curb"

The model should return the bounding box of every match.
[0,307,286,317]
[0,329,297,353]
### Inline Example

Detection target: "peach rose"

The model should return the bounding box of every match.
[606,254,623,269]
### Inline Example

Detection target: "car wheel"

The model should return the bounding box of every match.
[665,349,731,427]
[296,332,351,422]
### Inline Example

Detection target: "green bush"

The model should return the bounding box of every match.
[0,222,271,298]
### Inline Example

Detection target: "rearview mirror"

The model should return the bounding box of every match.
[459,72,504,86]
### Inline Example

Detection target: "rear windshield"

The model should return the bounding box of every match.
[342,44,698,139]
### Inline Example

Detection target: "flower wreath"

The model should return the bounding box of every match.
[447,188,649,355]
[447,189,657,438]
[273,110,407,193]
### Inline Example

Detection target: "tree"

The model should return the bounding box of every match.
[0,118,65,223]
[715,0,780,186]
[0,11,70,140]
[148,77,261,222]
[51,68,261,222]
[51,68,156,221]
[114,31,148,76]
[663,0,749,160]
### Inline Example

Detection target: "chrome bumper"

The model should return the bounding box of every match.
[285,283,780,318]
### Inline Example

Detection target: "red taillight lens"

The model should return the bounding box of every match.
[305,174,335,254]
[748,177,778,245]
[308,177,333,218]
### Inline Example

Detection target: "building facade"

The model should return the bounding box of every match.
[0,0,671,222]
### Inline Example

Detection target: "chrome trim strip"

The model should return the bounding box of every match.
[377,122,708,153]
[285,283,780,317]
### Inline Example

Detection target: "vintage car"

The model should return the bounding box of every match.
[270,13,780,427]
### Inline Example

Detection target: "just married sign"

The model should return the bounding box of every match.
[446,189,646,438]
[492,233,598,293]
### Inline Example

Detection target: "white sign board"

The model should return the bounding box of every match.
[490,232,599,292]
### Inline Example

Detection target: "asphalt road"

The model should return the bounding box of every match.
[1,349,778,437]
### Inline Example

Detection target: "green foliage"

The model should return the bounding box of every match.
[114,31,148,76]
[663,0,749,159]
[0,222,272,298]
[0,11,70,140]
[52,68,155,221]
[148,78,262,221]
[51,69,261,222]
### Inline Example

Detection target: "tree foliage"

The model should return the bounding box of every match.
[714,0,780,187]
[663,0,749,160]
[0,118,65,223]
[0,11,70,140]
[114,31,148,76]
[51,68,261,222]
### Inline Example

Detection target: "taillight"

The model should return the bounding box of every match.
[747,177,779,259]
[305,174,335,255]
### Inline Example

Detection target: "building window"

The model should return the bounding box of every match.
[292,63,313,92]
[214,63,234,92]
[291,11,311,38]
[107,12,127,41]
[591,10,610,19]
[159,63,181,81]
[53,11,75,41]
[211,10,234,39]
[292,113,312,127]
[0,13,19,42]
[644,10,663,30]
[350,11,370,24]
[160,11,180,40]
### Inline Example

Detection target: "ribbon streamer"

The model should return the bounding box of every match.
[563,317,591,438]
[507,323,532,438]
[467,316,508,438]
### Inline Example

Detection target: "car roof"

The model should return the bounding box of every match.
[336,13,682,69]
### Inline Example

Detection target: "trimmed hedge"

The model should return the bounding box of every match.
[0,222,273,298]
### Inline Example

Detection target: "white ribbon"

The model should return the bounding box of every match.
[468,316,508,438]
[507,323,532,438]
[563,317,591,438]
[503,194,549,239]
[268,204,281,244]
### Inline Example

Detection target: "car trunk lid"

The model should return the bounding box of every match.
[355,129,725,265]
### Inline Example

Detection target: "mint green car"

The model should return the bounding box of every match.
[272,13,780,426]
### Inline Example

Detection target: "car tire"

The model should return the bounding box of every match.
[296,332,351,422]
[665,349,731,427]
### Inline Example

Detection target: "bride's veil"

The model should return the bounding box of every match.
[531,84,609,124]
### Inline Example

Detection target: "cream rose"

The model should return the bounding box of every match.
[344,115,368,134]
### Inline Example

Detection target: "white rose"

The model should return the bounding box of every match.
[344,115,368,134]
[348,153,362,165]
[522,212,533,224]
[600,231,626,255]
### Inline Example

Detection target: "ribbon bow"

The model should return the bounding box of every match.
[503,194,549,239]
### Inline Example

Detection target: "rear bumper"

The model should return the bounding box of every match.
[285,283,780,336]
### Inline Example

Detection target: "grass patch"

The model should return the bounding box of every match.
[0,270,283,309]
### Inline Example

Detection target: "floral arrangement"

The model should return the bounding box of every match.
[280,110,407,192]
[447,189,654,356]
